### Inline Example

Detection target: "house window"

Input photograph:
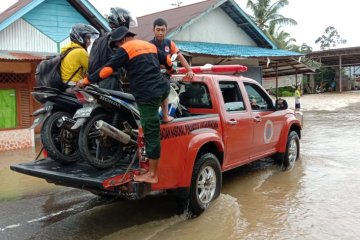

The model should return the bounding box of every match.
[0,89,17,129]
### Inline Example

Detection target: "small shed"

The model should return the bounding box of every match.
[306,47,360,92]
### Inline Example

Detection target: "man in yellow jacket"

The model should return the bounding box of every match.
[60,24,99,88]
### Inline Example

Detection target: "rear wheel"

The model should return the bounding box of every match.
[79,113,124,169]
[187,153,222,216]
[41,111,80,164]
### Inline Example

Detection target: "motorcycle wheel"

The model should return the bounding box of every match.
[41,111,81,164]
[79,113,124,169]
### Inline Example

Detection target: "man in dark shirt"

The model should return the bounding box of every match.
[150,18,194,80]
[78,26,174,184]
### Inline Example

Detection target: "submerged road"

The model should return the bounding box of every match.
[1,94,360,240]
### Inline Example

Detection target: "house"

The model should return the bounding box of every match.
[0,0,109,151]
[133,0,313,85]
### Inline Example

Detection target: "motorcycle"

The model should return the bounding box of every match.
[72,84,140,169]
[30,86,82,164]
[72,54,181,169]
[72,84,181,170]
[315,85,326,94]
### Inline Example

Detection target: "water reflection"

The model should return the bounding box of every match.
[0,143,56,201]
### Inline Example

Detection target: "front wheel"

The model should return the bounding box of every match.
[187,153,222,216]
[79,113,124,169]
[41,111,80,164]
[278,131,300,171]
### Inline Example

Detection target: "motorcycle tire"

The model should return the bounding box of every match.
[41,111,81,164]
[79,113,124,169]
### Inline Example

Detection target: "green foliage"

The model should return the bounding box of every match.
[291,43,313,54]
[246,0,301,51]
[276,86,295,97]
[315,67,335,88]
[279,90,294,97]
[246,0,297,31]
[315,26,347,50]
[266,22,296,50]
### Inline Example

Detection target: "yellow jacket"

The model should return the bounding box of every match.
[60,42,88,83]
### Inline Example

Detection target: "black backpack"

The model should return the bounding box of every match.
[88,33,112,75]
[35,47,81,91]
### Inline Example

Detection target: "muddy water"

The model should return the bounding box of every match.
[0,142,56,201]
[1,92,360,240]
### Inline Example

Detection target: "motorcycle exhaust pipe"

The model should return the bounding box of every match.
[57,116,78,131]
[95,120,137,145]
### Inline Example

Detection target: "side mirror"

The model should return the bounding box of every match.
[276,98,288,110]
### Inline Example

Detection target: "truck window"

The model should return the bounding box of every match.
[244,83,274,110]
[178,82,212,108]
[219,81,245,112]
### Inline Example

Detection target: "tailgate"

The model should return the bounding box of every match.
[10,158,136,190]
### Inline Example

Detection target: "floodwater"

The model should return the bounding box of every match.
[0,92,360,240]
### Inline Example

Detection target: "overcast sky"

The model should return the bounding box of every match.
[1,0,358,50]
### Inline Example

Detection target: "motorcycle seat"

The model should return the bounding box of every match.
[106,90,136,102]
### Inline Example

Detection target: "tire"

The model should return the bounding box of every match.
[278,131,300,171]
[79,113,124,169]
[41,111,80,164]
[187,153,222,216]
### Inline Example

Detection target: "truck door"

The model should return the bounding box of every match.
[243,83,284,158]
[219,81,253,168]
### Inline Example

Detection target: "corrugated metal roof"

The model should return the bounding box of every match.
[0,0,32,24]
[306,46,360,67]
[260,58,315,78]
[174,41,302,58]
[172,41,314,78]
[0,50,50,61]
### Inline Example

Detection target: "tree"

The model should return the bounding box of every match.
[266,22,296,50]
[315,26,347,50]
[246,0,297,31]
[299,43,313,54]
[290,43,313,54]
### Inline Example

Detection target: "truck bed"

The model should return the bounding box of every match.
[10,156,138,190]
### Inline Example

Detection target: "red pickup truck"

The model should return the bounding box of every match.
[11,65,302,216]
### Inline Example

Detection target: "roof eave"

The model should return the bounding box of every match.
[167,0,277,50]
[0,0,110,34]
[0,0,44,32]
[227,0,277,49]
[75,0,110,32]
